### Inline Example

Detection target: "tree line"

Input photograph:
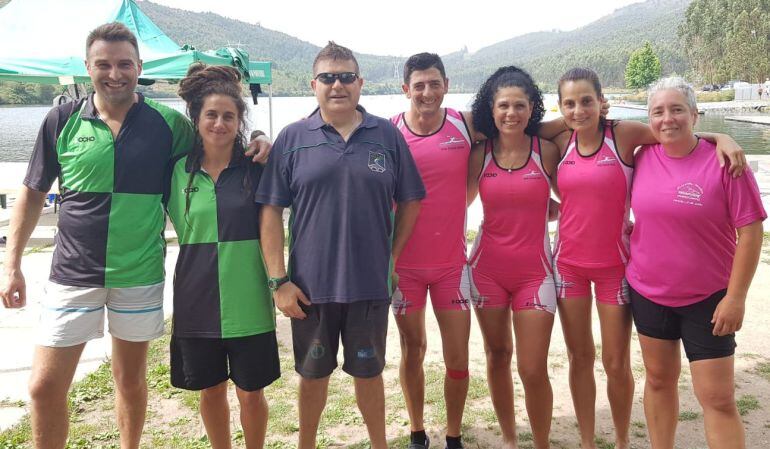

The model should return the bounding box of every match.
[679,0,769,84]
[3,0,768,104]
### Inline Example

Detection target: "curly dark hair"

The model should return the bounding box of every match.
[471,66,544,138]
[177,63,249,223]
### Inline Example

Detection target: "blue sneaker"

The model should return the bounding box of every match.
[408,435,430,449]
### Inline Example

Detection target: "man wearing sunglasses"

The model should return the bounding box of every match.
[257,41,425,449]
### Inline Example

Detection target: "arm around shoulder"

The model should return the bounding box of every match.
[461,111,487,143]
[467,141,485,206]
[539,138,560,178]
[613,120,653,165]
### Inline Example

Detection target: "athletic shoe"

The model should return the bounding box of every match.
[408,435,430,449]
[444,436,464,449]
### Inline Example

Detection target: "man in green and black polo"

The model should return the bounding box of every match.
[1,23,191,449]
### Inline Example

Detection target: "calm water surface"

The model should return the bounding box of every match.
[1,94,768,162]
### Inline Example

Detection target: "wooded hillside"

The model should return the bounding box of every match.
[0,0,694,103]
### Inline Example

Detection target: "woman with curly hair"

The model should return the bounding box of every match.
[466,66,560,449]
[166,63,279,449]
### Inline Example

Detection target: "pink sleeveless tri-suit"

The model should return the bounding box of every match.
[390,108,473,314]
[553,121,633,304]
[468,136,557,313]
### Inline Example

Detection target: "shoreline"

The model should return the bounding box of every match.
[612,99,770,114]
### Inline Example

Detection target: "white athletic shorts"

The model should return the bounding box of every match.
[37,281,165,347]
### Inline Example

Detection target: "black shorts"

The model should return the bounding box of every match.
[291,300,389,379]
[170,331,281,391]
[630,287,736,362]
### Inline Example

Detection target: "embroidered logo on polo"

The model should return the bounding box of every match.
[674,182,704,207]
[439,136,467,150]
[368,151,386,173]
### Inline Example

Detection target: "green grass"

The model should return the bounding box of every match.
[594,436,615,449]
[7,315,767,448]
[736,395,761,416]
[755,362,770,382]
[696,90,735,102]
[0,415,32,449]
[0,399,25,408]
[22,244,53,256]
[678,411,699,421]
[518,431,533,442]
[68,362,113,413]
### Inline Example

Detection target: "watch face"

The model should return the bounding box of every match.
[268,277,288,290]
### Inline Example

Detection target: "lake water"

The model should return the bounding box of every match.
[1,93,769,162]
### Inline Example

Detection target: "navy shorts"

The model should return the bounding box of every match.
[630,287,736,362]
[170,331,281,391]
[291,300,389,379]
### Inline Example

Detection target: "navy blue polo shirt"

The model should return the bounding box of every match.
[255,106,425,304]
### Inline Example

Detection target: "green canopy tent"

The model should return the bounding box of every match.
[0,0,275,135]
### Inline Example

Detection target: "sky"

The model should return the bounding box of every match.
[147,0,644,56]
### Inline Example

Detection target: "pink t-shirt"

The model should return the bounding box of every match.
[392,108,472,269]
[626,139,767,307]
[468,137,553,278]
[554,122,634,268]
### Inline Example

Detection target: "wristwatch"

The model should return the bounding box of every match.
[267,275,290,292]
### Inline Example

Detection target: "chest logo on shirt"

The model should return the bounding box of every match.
[523,170,543,180]
[674,182,703,207]
[439,136,466,150]
[596,155,617,166]
[182,186,199,194]
[368,151,387,173]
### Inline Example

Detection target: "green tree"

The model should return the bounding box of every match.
[625,41,662,88]
[679,0,770,84]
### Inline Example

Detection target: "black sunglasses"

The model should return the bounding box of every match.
[315,72,359,85]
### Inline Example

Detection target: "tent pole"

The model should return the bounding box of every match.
[269,84,274,139]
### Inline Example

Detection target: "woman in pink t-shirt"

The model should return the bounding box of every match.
[549,68,746,449]
[628,77,765,449]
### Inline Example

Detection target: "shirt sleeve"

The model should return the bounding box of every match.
[23,103,74,192]
[723,165,767,228]
[170,113,194,159]
[393,128,425,203]
[254,130,292,207]
[163,153,186,208]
